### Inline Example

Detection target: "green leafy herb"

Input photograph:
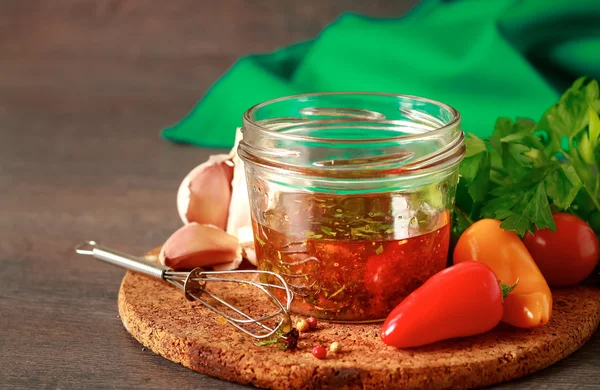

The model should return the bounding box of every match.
[454,77,600,239]
[459,133,491,203]
[375,244,384,255]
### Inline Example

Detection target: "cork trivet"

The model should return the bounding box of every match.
[119,247,600,389]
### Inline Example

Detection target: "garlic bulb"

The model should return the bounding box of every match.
[175,128,255,269]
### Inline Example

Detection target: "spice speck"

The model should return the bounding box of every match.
[312,345,327,359]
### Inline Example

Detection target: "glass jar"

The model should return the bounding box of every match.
[238,93,464,322]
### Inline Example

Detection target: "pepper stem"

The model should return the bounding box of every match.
[500,278,519,300]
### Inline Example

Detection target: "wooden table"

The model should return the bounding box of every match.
[1,1,598,389]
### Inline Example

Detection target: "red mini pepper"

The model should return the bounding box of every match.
[380,261,514,348]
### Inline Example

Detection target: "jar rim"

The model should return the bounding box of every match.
[239,92,465,185]
[242,91,461,144]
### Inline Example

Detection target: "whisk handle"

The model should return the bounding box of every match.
[75,241,170,280]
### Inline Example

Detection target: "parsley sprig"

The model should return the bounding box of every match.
[453,77,600,239]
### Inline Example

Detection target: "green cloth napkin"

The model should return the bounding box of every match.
[163,0,600,148]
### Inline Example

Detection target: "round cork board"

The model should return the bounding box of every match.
[118,248,600,390]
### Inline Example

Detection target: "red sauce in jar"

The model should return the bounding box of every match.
[253,194,450,321]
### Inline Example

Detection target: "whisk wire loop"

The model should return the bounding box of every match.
[75,241,294,339]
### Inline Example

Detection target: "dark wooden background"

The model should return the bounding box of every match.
[1,1,598,389]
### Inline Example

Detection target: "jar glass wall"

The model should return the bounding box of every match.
[238,93,464,322]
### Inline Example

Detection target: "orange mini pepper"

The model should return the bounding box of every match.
[453,219,552,328]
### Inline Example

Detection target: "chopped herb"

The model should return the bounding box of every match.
[255,338,279,347]
[254,328,299,351]
[255,235,266,246]
[328,285,346,299]
[375,245,384,255]
[321,226,337,236]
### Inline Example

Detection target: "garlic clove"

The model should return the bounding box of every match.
[242,246,256,266]
[159,222,242,270]
[235,225,257,265]
[210,256,244,271]
[177,155,234,230]
[226,128,255,264]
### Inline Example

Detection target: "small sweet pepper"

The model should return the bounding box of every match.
[453,219,552,328]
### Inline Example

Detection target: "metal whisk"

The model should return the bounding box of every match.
[75,241,293,339]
